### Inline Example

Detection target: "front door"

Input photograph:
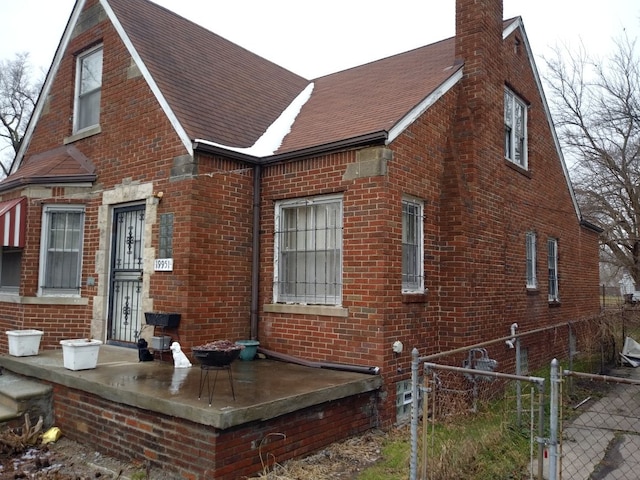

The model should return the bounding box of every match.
[107,205,145,345]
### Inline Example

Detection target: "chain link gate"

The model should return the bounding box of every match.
[410,348,546,480]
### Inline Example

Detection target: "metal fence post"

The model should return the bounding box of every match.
[410,347,419,480]
[516,336,522,427]
[537,381,545,480]
[421,373,429,480]
[549,358,560,480]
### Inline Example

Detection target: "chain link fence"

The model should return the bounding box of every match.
[416,362,545,480]
[409,307,640,480]
[558,370,640,479]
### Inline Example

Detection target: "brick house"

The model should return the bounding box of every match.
[0,0,599,435]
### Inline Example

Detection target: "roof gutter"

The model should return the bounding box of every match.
[0,175,97,194]
[192,130,388,166]
[580,218,604,233]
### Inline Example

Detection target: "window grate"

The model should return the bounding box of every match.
[42,209,84,291]
[274,197,342,305]
[402,198,424,292]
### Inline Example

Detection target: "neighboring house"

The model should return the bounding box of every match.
[619,273,640,303]
[0,0,599,443]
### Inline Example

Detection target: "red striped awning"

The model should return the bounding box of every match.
[0,197,26,247]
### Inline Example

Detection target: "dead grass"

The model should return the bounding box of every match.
[250,429,386,479]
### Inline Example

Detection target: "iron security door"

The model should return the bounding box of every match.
[108,205,145,345]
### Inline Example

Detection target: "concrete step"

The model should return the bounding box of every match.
[0,371,53,427]
[0,404,17,423]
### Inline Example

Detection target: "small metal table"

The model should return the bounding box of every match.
[198,364,235,406]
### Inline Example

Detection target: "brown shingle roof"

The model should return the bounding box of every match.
[108,0,463,156]
[0,146,96,191]
[279,38,460,154]
[108,0,309,148]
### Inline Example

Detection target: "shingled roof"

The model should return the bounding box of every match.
[107,0,309,150]
[107,0,465,156]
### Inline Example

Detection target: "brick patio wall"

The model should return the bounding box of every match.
[49,383,378,479]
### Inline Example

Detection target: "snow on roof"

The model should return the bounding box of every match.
[194,83,315,158]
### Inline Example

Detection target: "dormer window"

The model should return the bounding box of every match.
[74,46,103,133]
[504,88,527,169]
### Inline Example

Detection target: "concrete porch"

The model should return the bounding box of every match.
[0,345,383,430]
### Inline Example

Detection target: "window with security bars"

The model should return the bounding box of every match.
[548,237,559,302]
[39,206,85,295]
[402,198,424,293]
[504,88,527,168]
[526,231,537,289]
[274,195,342,305]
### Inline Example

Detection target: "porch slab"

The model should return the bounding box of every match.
[0,345,382,430]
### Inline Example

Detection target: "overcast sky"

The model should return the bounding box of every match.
[1,0,639,79]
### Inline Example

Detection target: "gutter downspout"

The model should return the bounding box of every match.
[259,347,381,375]
[250,163,261,340]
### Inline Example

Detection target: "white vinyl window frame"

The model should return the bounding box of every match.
[402,197,424,293]
[504,88,528,169]
[73,45,103,133]
[38,205,85,297]
[548,237,559,302]
[525,231,537,289]
[273,194,343,306]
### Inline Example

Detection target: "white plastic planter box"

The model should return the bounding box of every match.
[6,330,44,356]
[60,339,102,370]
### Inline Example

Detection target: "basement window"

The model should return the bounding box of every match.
[396,379,422,425]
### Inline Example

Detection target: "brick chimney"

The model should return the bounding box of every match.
[439,0,507,346]
[455,0,504,141]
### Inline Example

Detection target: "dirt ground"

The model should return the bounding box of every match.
[0,435,171,479]
[0,428,387,479]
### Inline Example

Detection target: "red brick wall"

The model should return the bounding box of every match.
[0,0,601,433]
[50,383,377,480]
[256,2,599,427]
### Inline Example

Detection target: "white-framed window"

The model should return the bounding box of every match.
[0,247,22,293]
[402,197,424,293]
[548,237,559,302]
[504,88,527,168]
[525,231,537,289]
[274,195,342,305]
[74,46,103,133]
[39,205,85,296]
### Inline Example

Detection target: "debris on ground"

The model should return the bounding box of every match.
[0,413,43,454]
[0,414,387,479]
[0,414,158,479]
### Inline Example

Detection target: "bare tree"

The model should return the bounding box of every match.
[0,53,42,178]
[544,35,640,286]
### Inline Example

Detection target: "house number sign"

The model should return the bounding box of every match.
[154,258,173,271]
